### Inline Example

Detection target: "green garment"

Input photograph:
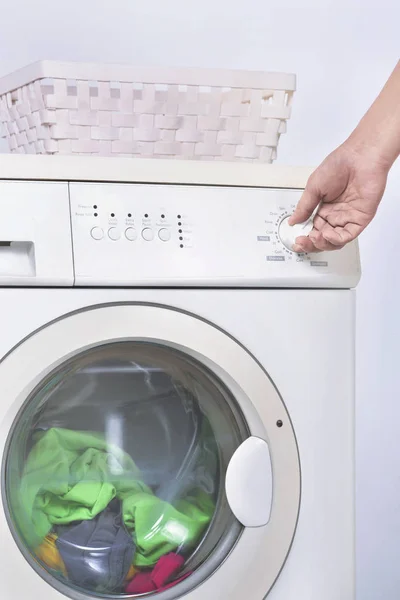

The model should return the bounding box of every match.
[16,428,214,566]
[123,489,214,567]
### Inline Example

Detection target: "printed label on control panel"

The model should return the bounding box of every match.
[257,235,271,242]
[310,261,328,267]
[267,256,285,262]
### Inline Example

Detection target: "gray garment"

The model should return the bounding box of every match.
[56,500,134,593]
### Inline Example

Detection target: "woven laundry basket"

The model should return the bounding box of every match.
[0,61,296,163]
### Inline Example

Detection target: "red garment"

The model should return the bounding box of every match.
[125,553,187,594]
[125,572,155,594]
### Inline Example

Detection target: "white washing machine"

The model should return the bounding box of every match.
[0,155,360,600]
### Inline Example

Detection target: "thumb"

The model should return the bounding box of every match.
[289,176,321,225]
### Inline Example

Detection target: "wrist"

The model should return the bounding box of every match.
[345,127,397,171]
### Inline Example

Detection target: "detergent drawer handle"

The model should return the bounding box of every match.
[225,436,273,527]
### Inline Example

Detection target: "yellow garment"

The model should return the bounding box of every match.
[35,533,67,577]
[126,565,138,581]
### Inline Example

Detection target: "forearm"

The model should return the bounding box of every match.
[347,60,400,168]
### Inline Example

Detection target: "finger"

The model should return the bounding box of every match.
[293,235,320,254]
[307,215,343,250]
[313,214,328,231]
[309,230,345,251]
[289,178,321,225]
[322,225,356,246]
[315,219,345,247]
[314,209,359,247]
[343,222,363,239]
[290,151,351,226]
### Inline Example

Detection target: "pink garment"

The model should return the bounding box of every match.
[125,553,188,594]
[125,572,155,594]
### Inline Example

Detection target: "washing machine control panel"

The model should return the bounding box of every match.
[69,183,360,287]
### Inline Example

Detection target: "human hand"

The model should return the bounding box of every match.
[288,142,390,253]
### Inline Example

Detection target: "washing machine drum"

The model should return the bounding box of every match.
[4,342,248,598]
[32,359,207,497]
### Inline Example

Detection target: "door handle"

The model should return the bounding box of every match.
[225,436,273,527]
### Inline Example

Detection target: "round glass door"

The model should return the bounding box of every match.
[3,341,249,599]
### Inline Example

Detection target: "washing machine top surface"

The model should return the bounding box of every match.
[0,155,360,289]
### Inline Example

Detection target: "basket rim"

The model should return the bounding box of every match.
[0,60,296,97]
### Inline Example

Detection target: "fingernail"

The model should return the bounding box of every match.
[292,244,303,253]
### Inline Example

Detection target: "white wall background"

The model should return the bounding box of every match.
[1,1,399,598]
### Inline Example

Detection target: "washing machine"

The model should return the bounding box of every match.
[0,155,360,600]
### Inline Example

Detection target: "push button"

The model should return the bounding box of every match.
[125,227,137,241]
[91,227,104,240]
[108,227,121,241]
[142,228,154,241]
[158,228,171,242]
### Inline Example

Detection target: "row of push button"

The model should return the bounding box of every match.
[91,227,171,242]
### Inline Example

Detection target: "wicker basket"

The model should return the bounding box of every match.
[0,61,296,163]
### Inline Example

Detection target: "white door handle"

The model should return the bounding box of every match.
[225,436,273,527]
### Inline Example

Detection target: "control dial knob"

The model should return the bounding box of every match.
[279,216,314,251]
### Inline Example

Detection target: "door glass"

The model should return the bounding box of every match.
[3,342,248,598]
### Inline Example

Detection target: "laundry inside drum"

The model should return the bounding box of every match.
[3,341,248,598]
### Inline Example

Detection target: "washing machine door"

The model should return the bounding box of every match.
[0,303,300,600]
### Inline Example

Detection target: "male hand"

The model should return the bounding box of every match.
[289,142,389,253]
